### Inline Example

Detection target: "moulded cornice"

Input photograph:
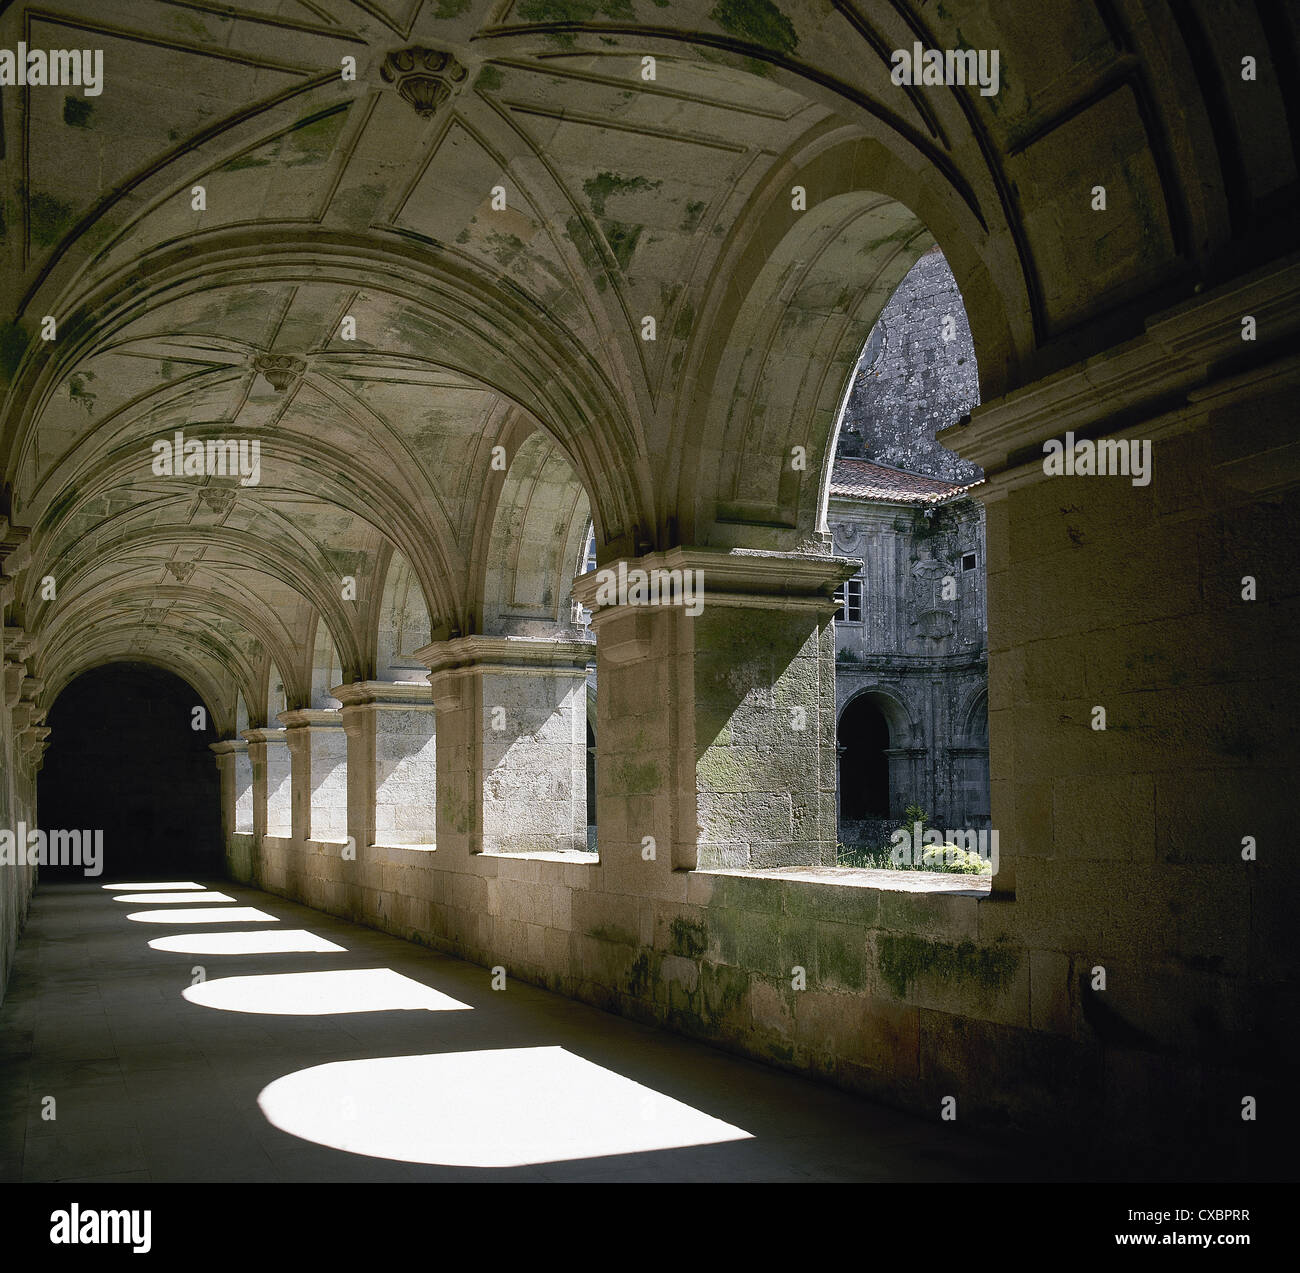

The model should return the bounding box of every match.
[331,680,434,708]
[242,727,287,745]
[278,708,345,729]
[571,547,858,616]
[940,254,1300,480]
[415,636,595,678]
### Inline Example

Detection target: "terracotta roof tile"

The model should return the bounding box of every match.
[829,456,982,505]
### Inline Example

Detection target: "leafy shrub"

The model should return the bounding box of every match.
[835,804,991,874]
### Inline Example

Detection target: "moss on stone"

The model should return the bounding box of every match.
[63,97,93,128]
[878,933,1021,999]
[709,0,798,56]
[516,0,635,47]
[222,151,273,173]
[817,923,867,990]
[475,65,504,93]
[600,219,642,272]
[626,950,653,998]
[699,960,747,1023]
[519,0,635,22]
[695,746,748,792]
[680,200,707,233]
[669,915,707,959]
[564,214,610,293]
[582,172,661,219]
[39,481,81,531]
[287,112,345,166]
[588,924,637,946]
[68,372,97,414]
[615,755,660,793]
[439,788,470,834]
[860,224,919,256]
[674,298,695,341]
[484,231,527,267]
[0,321,30,382]
[29,192,77,248]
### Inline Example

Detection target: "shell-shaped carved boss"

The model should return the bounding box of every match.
[381,47,468,119]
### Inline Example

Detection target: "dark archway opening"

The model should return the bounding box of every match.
[838,697,891,821]
[38,663,222,880]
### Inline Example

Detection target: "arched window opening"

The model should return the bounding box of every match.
[575,522,597,630]
[828,247,990,862]
[478,430,594,856]
[377,550,433,682]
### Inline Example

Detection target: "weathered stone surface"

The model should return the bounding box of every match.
[0,3,1294,1183]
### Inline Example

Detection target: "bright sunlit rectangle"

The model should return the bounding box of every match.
[127,907,278,925]
[148,930,346,955]
[183,968,471,1015]
[101,881,204,890]
[114,891,236,904]
[258,1046,753,1167]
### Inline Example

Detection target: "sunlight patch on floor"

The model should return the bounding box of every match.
[126,906,279,925]
[183,968,471,1015]
[258,1047,753,1167]
[101,881,204,890]
[149,929,347,955]
[114,891,236,904]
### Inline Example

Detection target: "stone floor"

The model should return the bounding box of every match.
[1,877,1068,1183]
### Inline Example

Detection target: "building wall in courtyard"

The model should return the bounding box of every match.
[829,474,989,841]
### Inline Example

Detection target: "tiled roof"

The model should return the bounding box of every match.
[829,456,982,505]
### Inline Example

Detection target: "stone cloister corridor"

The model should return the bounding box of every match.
[3,877,1059,1182]
[0,0,1297,1217]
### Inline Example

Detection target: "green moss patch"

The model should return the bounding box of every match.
[709,0,798,56]
[582,172,661,218]
[29,192,77,248]
[878,933,1020,999]
[669,915,707,959]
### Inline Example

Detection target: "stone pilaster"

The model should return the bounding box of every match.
[278,709,348,842]
[242,727,290,840]
[210,737,252,856]
[416,636,592,859]
[333,681,436,849]
[211,740,237,845]
[572,547,856,885]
